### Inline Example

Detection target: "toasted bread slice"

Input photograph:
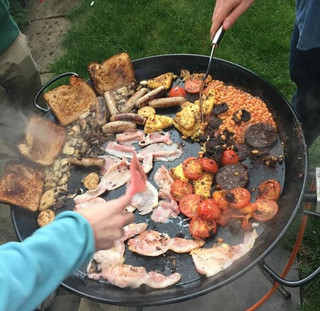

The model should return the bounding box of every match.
[0,162,44,212]
[44,75,97,126]
[17,115,66,166]
[88,52,136,95]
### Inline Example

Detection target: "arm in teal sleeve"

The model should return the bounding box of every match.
[0,211,95,311]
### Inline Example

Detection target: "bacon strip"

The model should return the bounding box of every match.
[87,223,148,280]
[116,129,145,146]
[137,143,183,161]
[105,141,135,158]
[151,165,179,222]
[191,230,258,277]
[74,158,130,204]
[127,230,205,257]
[102,264,181,289]
[139,131,173,147]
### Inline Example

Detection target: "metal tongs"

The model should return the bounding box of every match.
[200,25,225,123]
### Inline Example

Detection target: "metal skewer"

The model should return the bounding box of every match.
[199,25,225,123]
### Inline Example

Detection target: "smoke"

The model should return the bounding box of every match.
[0,96,36,157]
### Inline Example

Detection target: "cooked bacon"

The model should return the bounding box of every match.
[139,131,173,147]
[87,241,125,280]
[87,222,148,280]
[154,165,174,191]
[105,141,135,158]
[137,143,183,161]
[169,237,205,253]
[191,230,258,277]
[100,155,121,175]
[151,190,179,223]
[116,129,145,146]
[102,264,181,289]
[128,181,158,215]
[128,230,204,256]
[74,158,130,204]
[151,165,179,222]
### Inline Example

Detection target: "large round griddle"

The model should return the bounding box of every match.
[11,54,307,307]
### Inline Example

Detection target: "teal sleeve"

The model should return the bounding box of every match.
[0,211,95,311]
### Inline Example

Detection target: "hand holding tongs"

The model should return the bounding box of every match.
[200,25,225,123]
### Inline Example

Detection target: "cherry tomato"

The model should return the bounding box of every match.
[258,179,281,201]
[212,190,229,210]
[220,150,240,166]
[169,86,187,98]
[184,78,203,93]
[216,208,232,226]
[182,157,203,180]
[253,198,279,222]
[201,158,219,174]
[189,216,216,239]
[197,199,221,221]
[227,187,251,209]
[170,179,193,202]
[179,194,201,218]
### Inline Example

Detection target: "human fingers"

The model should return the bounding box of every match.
[221,0,256,30]
[105,194,132,213]
[95,227,125,250]
[210,0,256,39]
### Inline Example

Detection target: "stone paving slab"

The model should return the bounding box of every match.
[23,18,70,73]
[25,0,81,20]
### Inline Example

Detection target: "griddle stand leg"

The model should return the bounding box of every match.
[259,260,291,299]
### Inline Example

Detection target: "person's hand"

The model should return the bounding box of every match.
[76,195,134,250]
[210,0,256,39]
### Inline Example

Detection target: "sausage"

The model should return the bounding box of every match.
[135,86,166,108]
[120,88,148,113]
[148,96,185,108]
[102,121,136,133]
[215,164,248,190]
[110,113,146,125]
[95,96,107,126]
[68,157,106,168]
[104,91,119,116]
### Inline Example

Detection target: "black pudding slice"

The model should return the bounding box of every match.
[215,163,249,190]
[245,123,278,148]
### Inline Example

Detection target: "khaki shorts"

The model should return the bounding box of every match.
[0,32,42,111]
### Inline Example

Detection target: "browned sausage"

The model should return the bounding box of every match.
[135,86,166,108]
[96,96,107,126]
[148,96,185,108]
[104,91,119,116]
[120,88,148,113]
[110,113,146,125]
[68,157,106,168]
[102,121,137,133]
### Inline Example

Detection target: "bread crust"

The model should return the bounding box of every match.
[88,52,136,95]
[44,75,97,126]
[0,162,44,212]
[18,115,67,166]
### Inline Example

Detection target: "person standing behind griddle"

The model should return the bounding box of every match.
[210,0,320,147]
[0,0,42,110]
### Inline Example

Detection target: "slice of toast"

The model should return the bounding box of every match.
[88,52,136,95]
[17,115,67,166]
[0,162,44,212]
[44,75,97,126]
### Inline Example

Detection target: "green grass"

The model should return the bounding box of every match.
[51,0,320,309]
